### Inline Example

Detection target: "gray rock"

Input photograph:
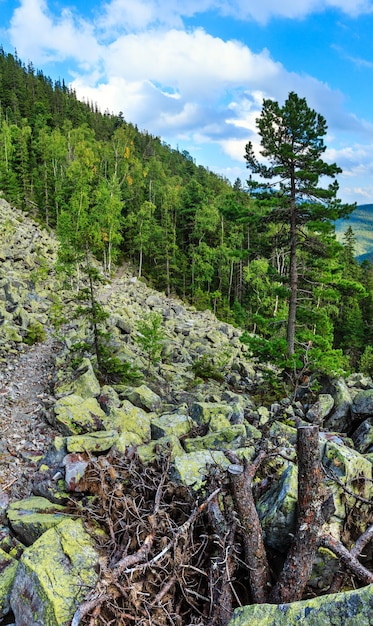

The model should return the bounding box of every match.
[351,417,373,454]
[352,389,373,416]
[228,583,373,626]
[10,518,99,626]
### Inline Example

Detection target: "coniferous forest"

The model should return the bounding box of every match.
[0,47,372,379]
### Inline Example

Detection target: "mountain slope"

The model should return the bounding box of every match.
[335,204,373,260]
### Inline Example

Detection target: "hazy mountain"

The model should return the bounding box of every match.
[335,204,373,261]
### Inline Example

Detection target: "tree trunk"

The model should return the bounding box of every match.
[227,451,271,604]
[270,425,323,603]
[287,190,298,356]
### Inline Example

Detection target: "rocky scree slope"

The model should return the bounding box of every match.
[0,197,372,625]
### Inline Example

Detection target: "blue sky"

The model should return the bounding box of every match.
[2,1,373,204]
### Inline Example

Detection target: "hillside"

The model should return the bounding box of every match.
[335,204,373,260]
[0,197,373,625]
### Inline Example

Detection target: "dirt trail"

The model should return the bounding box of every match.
[0,331,58,504]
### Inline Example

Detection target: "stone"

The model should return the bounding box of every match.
[257,463,298,552]
[66,430,118,453]
[184,424,247,452]
[106,401,152,441]
[0,548,18,619]
[138,435,185,464]
[352,389,373,416]
[120,384,162,412]
[306,394,334,424]
[351,417,373,454]
[54,358,101,399]
[151,413,195,439]
[63,452,90,492]
[7,497,68,546]
[171,450,231,490]
[190,402,235,426]
[324,379,353,432]
[53,395,107,435]
[10,518,99,626]
[228,584,373,626]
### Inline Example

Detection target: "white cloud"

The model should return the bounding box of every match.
[8,0,102,67]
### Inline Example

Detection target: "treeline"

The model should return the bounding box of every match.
[0,47,372,375]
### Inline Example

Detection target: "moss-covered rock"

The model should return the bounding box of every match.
[228,584,373,626]
[10,518,99,626]
[0,548,18,619]
[151,412,195,439]
[171,450,231,489]
[66,430,118,453]
[119,384,162,413]
[184,424,247,452]
[53,394,107,435]
[55,358,101,399]
[257,463,298,552]
[7,497,69,546]
[105,400,152,440]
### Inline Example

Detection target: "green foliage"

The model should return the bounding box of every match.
[191,355,225,383]
[135,312,165,373]
[359,345,373,376]
[24,321,47,345]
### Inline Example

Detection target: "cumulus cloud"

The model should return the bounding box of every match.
[8,0,102,67]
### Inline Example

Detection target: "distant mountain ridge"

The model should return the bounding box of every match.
[335,204,373,261]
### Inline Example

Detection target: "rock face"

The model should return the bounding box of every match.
[228,584,373,626]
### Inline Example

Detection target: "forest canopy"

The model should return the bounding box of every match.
[0,47,372,378]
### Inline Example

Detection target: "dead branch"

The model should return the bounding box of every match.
[320,531,373,588]
[270,424,325,604]
[226,450,271,604]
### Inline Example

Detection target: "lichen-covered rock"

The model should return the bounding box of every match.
[138,435,185,464]
[306,394,334,424]
[171,450,232,489]
[0,547,18,619]
[324,378,353,432]
[228,584,373,626]
[183,424,247,452]
[10,518,99,626]
[54,358,101,399]
[351,417,373,454]
[66,430,118,453]
[257,463,298,552]
[190,402,235,426]
[7,497,68,546]
[105,401,152,441]
[119,384,162,412]
[321,438,373,536]
[151,412,195,439]
[352,389,373,416]
[53,394,107,435]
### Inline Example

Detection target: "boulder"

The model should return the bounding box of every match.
[324,379,352,432]
[352,389,373,416]
[65,430,118,453]
[54,358,101,399]
[119,384,162,412]
[257,463,298,552]
[0,548,18,619]
[351,417,373,454]
[10,518,99,626]
[228,583,373,626]
[306,394,334,424]
[53,395,107,435]
[7,497,68,546]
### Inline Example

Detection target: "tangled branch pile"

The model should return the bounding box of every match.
[70,449,241,626]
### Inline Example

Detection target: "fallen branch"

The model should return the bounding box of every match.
[319,531,373,587]
[329,524,373,594]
